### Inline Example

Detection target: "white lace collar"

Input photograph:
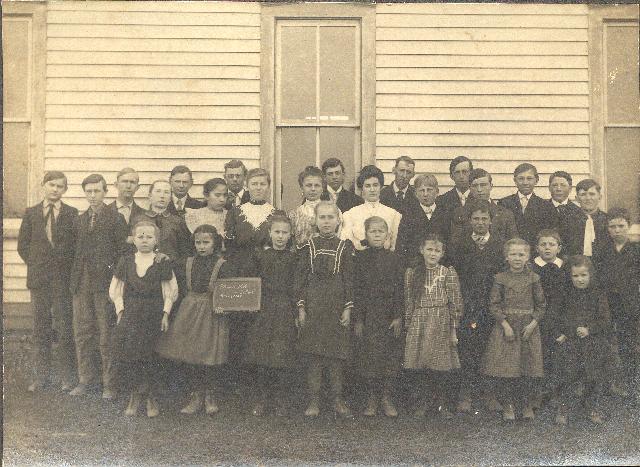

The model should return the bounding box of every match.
[240,202,273,229]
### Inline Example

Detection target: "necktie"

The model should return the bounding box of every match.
[44,204,55,244]
[583,215,595,256]
[520,196,528,214]
[472,233,487,249]
[176,199,183,211]
[89,210,97,231]
[460,194,466,206]
[397,191,404,202]
[424,206,433,219]
[119,205,131,224]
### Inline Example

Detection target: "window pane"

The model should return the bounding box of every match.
[3,123,30,217]
[605,127,640,220]
[319,127,357,192]
[280,127,316,212]
[2,19,30,120]
[606,25,640,124]
[319,26,356,122]
[280,26,317,122]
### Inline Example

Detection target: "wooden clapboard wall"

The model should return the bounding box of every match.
[375,3,591,198]
[44,0,261,209]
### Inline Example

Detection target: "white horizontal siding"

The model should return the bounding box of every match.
[375,3,591,198]
[3,221,30,306]
[45,1,261,210]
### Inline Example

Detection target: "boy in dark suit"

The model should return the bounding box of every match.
[321,157,363,213]
[545,171,584,256]
[565,179,609,260]
[396,174,450,266]
[108,167,145,225]
[69,174,129,399]
[436,155,473,216]
[167,165,204,215]
[379,156,420,216]
[18,171,78,392]
[224,159,251,210]
[499,163,556,247]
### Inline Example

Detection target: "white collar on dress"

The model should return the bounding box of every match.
[534,256,563,268]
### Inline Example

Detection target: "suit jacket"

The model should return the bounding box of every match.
[224,189,251,212]
[450,200,518,247]
[321,187,364,214]
[130,210,194,264]
[17,202,78,289]
[167,194,204,216]
[70,204,130,293]
[435,187,465,216]
[544,200,586,257]
[498,192,557,246]
[561,207,610,259]
[396,203,451,266]
[380,184,421,216]
[107,200,146,225]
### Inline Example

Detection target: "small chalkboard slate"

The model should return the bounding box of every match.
[212,278,262,312]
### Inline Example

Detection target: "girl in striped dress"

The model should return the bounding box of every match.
[404,233,463,418]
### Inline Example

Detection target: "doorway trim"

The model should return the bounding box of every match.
[260,2,376,207]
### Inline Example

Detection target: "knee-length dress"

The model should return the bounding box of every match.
[110,254,178,362]
[353,247,404,378]
[482,269,546,378]
[403,264,463,371]
[294,235,355,360]
[156,255,229,366]
[244,248,298,369]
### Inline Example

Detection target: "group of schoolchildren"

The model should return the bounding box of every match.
[18,155,639,427]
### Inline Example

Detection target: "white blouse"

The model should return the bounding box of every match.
[340,201,402,251]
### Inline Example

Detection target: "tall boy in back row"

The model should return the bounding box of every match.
[18,171,78,392]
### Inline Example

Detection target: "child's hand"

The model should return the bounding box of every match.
[576,326,589,338]
[296,308,306,329]
[450,328,458,346]
[522,320,538,341]
[154,252,170,263]
[389,318,402,338]
[161,313,169,332]
[502,321,515,342]
[340,308,351,327]
[354,321,364,338]
[556,334,567,343]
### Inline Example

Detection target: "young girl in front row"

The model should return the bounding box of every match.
[156,224,233,416]
[482,238,546,421]
[353,216,404,418]
[110,220,178,418]
[295,201,355,418]
[404,233,463,418]
[244,212,299,416]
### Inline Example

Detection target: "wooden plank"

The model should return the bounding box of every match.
[47,11,260,26]
[46,104,260,120]
[376,55,588,69]
[3,250,23,264]
[47,51,260,66]
[3,277,27,290]
[4,239,18,251]
[376,4,587,15]
[3,264,28,278]
[377,94,589,108]
[376,27,588,42]
[375,146,590,161]
[376,107,590,122]
[375,68,588,82]
[375,14,588,29]
[375,159,591,176]
[47,24,260,39]
[46,118,260,133]
[47,64,260,79]
[377,81,589,95]
[376,41,587,56]
[48,1,261,13]
[46,78,260,93]
[48,38,261,53]
[377,134,589,147]
[46,91,260,106]
[376,121,589,135]
[2,290,31,303]
[44,157,257,173]
[45,144,261,159]
[45,132,260,146]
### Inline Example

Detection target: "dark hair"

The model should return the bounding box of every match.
[322,158,345,174]
[449,156,473,176]
[356,165,385,189]
[202,178,227,197]
[566,255,596,286]
[81,173,107,192]
[298,166,324,187]
[549,171,573,187]
[364,216,389,232]
[419,232,446,251]
[466,199,492,219]
[131,219,160,239]
[514,163,539,180]
[576,178,601,194]
[148,179,171,194]
[394,156,415,168]
[536,228,562,246]
[42,171,68,188]
[607,207,631,226]
[469,168,492,186]
[266,210,294,249]
[224,159,248,175]
[170,165,193,180]
[192,224,223,252]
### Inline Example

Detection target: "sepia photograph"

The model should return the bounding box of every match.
[2,0,639,464]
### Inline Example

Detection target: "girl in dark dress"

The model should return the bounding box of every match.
[353,217,404,418]
[109,220,178,418]
[244,212,299,416]
[295,201,355,418]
